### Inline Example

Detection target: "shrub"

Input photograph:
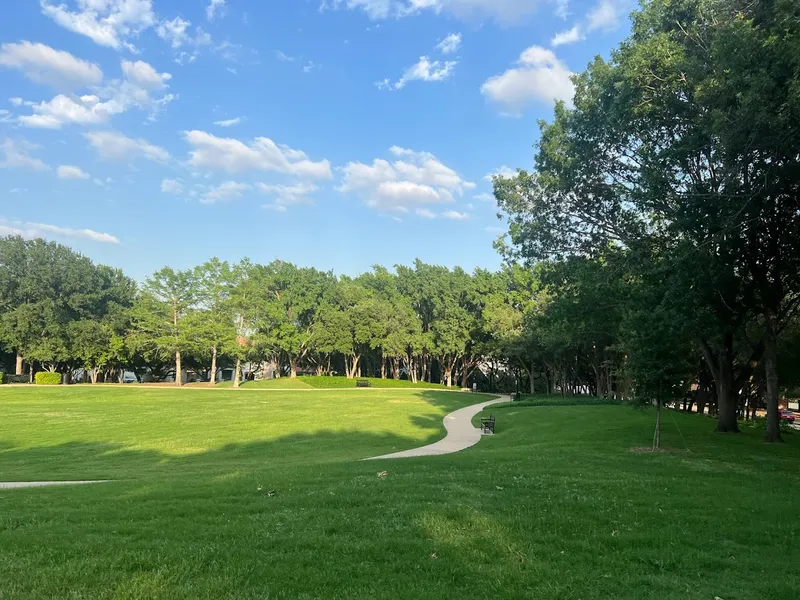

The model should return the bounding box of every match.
[4,374,30,384]
[0,372,3,384]
[35,372,62,385]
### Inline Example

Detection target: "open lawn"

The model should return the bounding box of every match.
[1,387,799,599]
[216,376,447,390]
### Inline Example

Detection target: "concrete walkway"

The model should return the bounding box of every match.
[367,395,509,460]
[0,480,109,490]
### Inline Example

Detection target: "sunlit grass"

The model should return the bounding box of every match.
[1,387,798,599]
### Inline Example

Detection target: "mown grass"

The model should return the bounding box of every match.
[209,376,447,390]
[213,378,314,389]
[1,387,798,599]
[300,376,447,389]
[501,393,623,408]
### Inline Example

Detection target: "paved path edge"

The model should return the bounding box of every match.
[366,395,510,460]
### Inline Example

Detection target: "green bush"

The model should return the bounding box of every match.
[0,372,4,384]
[35,372,62,385]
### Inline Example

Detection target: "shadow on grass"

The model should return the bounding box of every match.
[1,409,799,600]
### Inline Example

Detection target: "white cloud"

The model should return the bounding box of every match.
[184,130,332,179]
[481,45,574,114]
[303,61,317,74]
[338,146,473,213]
[587,0,624,31]
[442,210,470,220]
[380,56,458,90]
[257,182,319,211]
[276,50,296,62]
[57,164,89,179]
[0,217,119,244]
[18,93,124,129]
[322,0,545,23]
[41,0,157,51]
[474,192,495,202]
[0,139,49,171]
[416,208,436,218]
[203,180,248,204]
[84,130,170,162]
[551,25,584,46]
[0,41,103,89]
[9,97,23,106]
[484,165,517,181]
[156,16,191,48]
[120,59,171,89]
[436,33,462,54]
[156,17,213,56]
[214,117,242,127]
[553,0,569,19]
[207,0,227,21]
[17,58,174,129]
[161,178,184,194]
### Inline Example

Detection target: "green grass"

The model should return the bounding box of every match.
[503,393,623,407]
[213,378,314,389]
[1,387,799,599]
[212,376,447,389]
[300,375,448,389]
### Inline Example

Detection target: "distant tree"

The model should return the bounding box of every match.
[130,267,197,386]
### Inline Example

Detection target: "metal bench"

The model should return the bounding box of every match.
[480,415,495,434]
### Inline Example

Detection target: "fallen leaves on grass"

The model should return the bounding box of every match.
[377,471,388,480]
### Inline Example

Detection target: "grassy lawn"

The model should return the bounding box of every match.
[210,376,447,390]
[1,387,798,599]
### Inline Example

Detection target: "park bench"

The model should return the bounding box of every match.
[356,379,371,388]
[480,415,495,434]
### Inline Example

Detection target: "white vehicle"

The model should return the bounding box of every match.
[122,372,138,384]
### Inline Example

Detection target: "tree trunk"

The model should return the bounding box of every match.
[699,335,739,433]
[233,357,242,388]
[444,367,452,388]
[380,355,386,379]
[289,356,297,378]
[210,346,218,386]
[175,350,183,387]
[89,368,98,384]
[15,353,23,375]
[763,313,783,443]
[461,363,470,389]
[654,399,662,449]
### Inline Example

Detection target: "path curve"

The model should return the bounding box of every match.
[367,395,509,460]
[0,480,109,490]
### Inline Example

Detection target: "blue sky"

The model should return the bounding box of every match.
[0,0,631,280]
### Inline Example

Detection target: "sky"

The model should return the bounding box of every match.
[0,0,632,280]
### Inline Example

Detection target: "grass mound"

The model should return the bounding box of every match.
[214,378,314,389]
[498,393,623,408]
[299,376,448,389]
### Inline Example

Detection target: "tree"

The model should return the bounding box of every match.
[131,267,197,386]
[193,258,236,385]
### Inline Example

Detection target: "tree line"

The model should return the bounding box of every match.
[1,0,799,445]
[494,0,800,442]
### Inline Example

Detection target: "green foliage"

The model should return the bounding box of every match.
[34,371,61,385]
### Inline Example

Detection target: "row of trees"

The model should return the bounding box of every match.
[494,0,800,442]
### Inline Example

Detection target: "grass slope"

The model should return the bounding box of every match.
[1,387,798,599]
[213,378,314,389]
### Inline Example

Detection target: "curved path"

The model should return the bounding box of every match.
[367,395,509,460]
[0,480,109,490]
